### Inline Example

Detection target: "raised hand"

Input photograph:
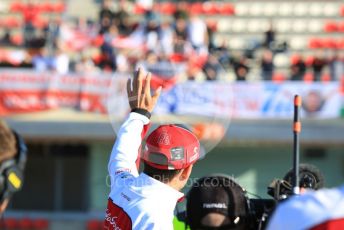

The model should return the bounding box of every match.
[126,68,162,113]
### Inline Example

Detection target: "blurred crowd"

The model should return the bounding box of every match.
[1,0,344,83]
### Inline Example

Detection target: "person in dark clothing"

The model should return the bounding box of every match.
[264,23,275,50]
[203,55,221,81]
[261,50,274,80]
[99,0,114,34]
[312,54,327,81]
[233,56,250,81]
[290,56,307,81]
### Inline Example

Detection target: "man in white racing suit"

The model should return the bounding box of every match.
[104,68,200,230]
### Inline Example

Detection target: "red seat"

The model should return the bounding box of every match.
[10,1,24,12]
[5,17,21,28]
[87,219,102,230]
[323,38,337,49]
[309,38,323,49]
[304,72,314,82]
[18,218,33,229]
[40,2,54,12]
[324,21,338,32]
[10,34,24,46]
[340,6,344,16]
[53,2,66,13]
[159,2,176,15]
[202,2,219,15]
[33,17,48,29]
[4,218,18,229]
[321,74,331,82]
[291,54,301,65]
[190,2,203,15]
[32,219,49,230]
[305,56,314,66]
[272,73,285,83]
[134,4,146,14]
[220,3,235,15]
[338,22,344,32]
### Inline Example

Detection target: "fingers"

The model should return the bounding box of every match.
[126,78,132,97]
[152,86,162,104]
[144,72,152,100]
[136,68,143,99]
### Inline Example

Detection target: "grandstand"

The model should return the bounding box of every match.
[0,0,344,229]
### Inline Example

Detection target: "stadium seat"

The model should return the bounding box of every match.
[220,3,235,15]
[324,21,338,33]
[323,3,338,17]
[292,20,307,33]
[202,2,219,15]
[274,53,289,68]
[10,1,24,12]
[278,3,293,16]
[217,19,229,33]
[158,2,176,15]
[231,20,246,33]
[190,2,203,15]
[338,22,344,32]
[32,219,49,230]
[4,17,21,28]
[249,3,263,16]
[308,38,323,49]
[87,219,102,230]
[40,2,54,12]
[309,3,323,16]
[275,20,292,33]
[304,72,314,82]
[18,218,33,229]
[53,2,66,13]
[321,74,331,82]
[341,6,344,16]
[294,3,308,16]
[308,20,323,33]
[305,56,314,66]
[4,218,18,229]
[290,38,307,50]
[234,3,248,16]
[272,73,285,83]
[10,34,24,46]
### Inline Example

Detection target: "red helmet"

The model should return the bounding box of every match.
[143,125,200,170]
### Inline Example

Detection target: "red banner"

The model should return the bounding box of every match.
[0,71,122,116]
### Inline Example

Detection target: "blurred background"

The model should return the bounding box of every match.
[1,0,344,229]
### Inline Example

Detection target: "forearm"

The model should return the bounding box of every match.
[108,112,150,176]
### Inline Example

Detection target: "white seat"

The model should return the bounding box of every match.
[228,38,246,50]
[275,20,292,33]
[263,3,277,17]
[289,37,307,50]
[235,3,249,16]
[309,3,323,16]
[247,20,264,33]
[308,20,322,33]
[293,3,308,16]
[278,3,293,16]
[231,20,246,33]
[249,3,263,16]
[217,19,230,33]
[274,53,290,68]
[323,3,338,17]
[292,20,308,33]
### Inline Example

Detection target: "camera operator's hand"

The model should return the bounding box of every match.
[127,68,162,113]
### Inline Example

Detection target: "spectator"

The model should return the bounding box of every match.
[173,10,189,54]
[233,56,250,81]
[329,52,344,81]
[22,0,41,47]
[187,14,209,55]
[99,0,114,34]
[113,1,132,36]
[144,11,162,52]
[261,50,274,81]
[312,53,327,81]
[263,23,275,50]
[53,48,70,75]
[203,54,221,81]
[186,175,250,230]
[98,43,117,72]
[266,185,344,230]
[290,55,307,81]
